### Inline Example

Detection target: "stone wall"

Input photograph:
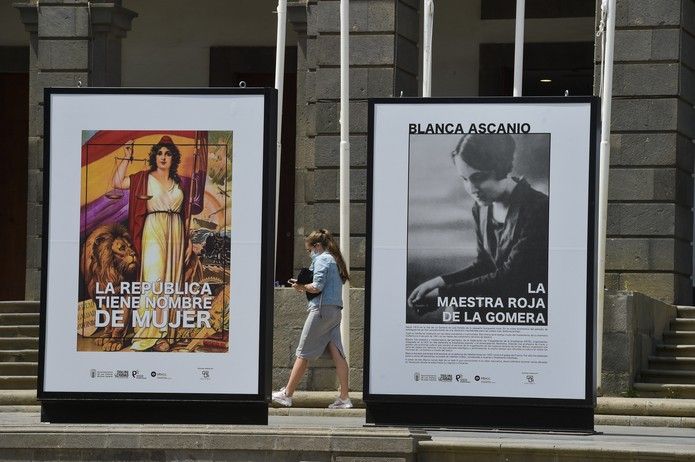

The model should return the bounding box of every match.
[601,0,695,304]
[601,289,676,395]
[273,287,364,392]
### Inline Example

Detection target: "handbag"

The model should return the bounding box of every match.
[296,267,321,301]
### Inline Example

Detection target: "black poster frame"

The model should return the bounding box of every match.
[39,87,277,424]
[364,96,599,432]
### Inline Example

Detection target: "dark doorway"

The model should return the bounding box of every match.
[209,47,297,283]
[479,42,594,97]
[0,68,28,300]
[481,0,595,19]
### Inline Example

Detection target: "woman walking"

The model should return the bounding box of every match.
[272,229,352,409]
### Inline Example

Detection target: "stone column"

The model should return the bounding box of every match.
[602,0,695,304]
[15,1,136,299]
[90,3,137,86]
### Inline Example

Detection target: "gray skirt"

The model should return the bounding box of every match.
[296,304,345,360]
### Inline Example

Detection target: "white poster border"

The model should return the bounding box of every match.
[366,97,597,405]
[39,88,275,400]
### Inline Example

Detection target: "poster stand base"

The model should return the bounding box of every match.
[365,402,594,432]
[40,400,268,425]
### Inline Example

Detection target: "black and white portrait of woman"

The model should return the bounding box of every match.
[406,133,550,324]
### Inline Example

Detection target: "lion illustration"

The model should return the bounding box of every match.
[81,223,138,351]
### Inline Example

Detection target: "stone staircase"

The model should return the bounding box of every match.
[635,305,695,398]
[0,301,39,408]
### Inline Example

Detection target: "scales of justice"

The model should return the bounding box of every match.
[105,141,152,201]
[103,138,205,205]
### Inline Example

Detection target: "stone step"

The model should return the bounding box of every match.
[0,350,38,363]
[8,393,695,426]
[655,344,695,357]
[0,326,39,337]
[0,302,39,314]
[0,338,38,350]
[0,405,40,412]
[271,391,365,408]
[649,356,695,371]
[0,420,689,462]
[662,331,695,344]
[671,318,695,330]
[595,396,695,418]
[0,313,39,326]
[633,382,695,398]
[641,369,695,384]
[0,389,37,405]
[268,408,695,427]
[676,306,695,318]
[0,376,36,390]
[0,424,430,462]
[0,362,37,376]
[420,437,695,460]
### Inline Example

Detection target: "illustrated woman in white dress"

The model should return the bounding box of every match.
[113,136,195,351]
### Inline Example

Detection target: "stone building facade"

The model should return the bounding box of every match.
[2,0,694,392]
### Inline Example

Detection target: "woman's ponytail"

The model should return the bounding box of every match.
[306,229,350,283]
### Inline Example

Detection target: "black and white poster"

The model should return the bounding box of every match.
[406,133,549,326]
[365,98,597,429]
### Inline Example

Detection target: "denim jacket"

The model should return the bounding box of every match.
[308,251,343,309]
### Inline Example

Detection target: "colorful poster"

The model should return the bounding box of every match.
[77,130,232,353]
[40,89,275,399]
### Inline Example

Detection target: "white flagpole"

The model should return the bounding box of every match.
[422,0,434,97]
[513,0,525,96]
[274,0,287,277]
[596,0,617,393]
[340,0,351,365]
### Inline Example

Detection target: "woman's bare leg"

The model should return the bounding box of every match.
[328,341,349,399]
[285,357,309,396]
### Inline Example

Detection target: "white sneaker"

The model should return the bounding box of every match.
[271,388,292,407]
[328,397,353,409]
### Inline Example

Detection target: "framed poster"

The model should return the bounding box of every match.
[365,97,598,431]
[39,88,277,424]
